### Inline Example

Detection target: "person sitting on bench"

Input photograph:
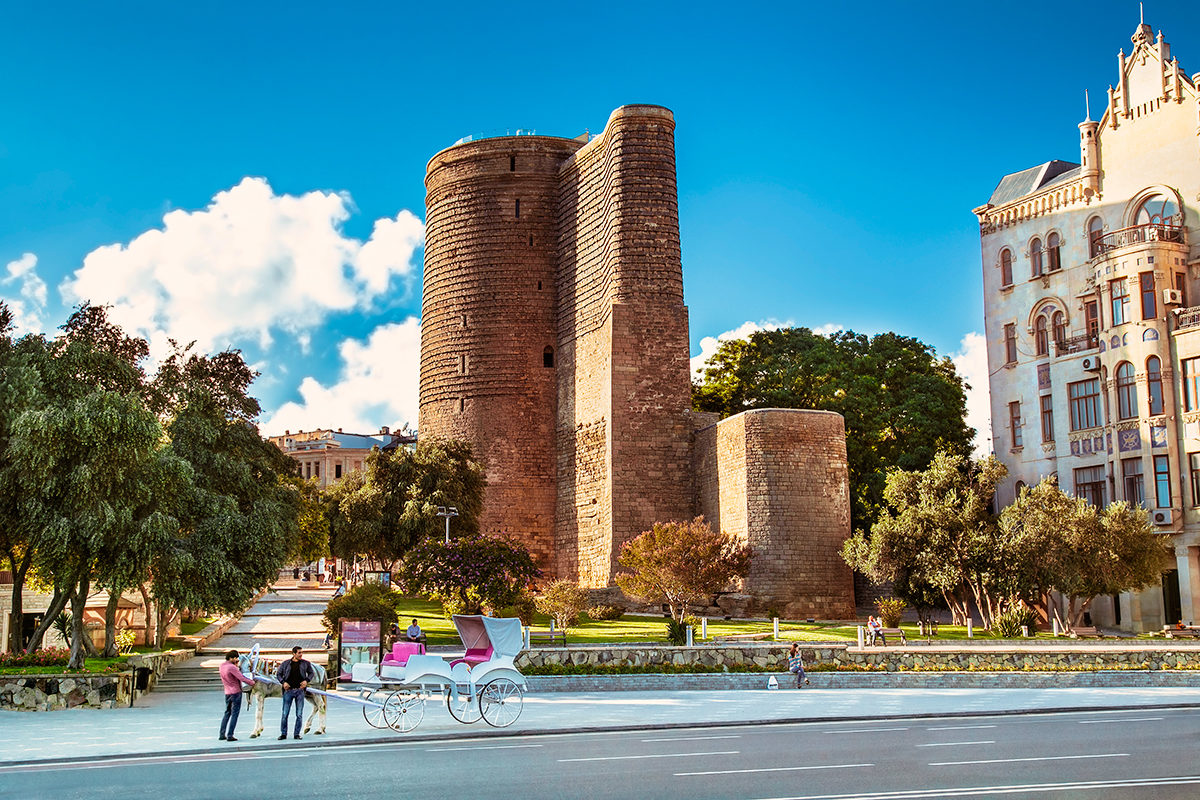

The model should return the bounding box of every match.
[867,615,886,645]
[404,619,427,644]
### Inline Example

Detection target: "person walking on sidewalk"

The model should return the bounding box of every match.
[275,646,315,740]
[219,650,255,741]
[787,642,810,688]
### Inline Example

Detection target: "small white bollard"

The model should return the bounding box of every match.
[857,625,865,648]
[701,617,707,640]
[767,675,779,690]
[967,619,974,638]
[1052,618,1060,636]
[773,617,780,640]
[1021,625,1030,638]
[686,625,694,647]
[523,626,531,649]
[549,618,555,632]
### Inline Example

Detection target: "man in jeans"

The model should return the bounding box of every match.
[219,649,255,741]
[275,646,314,740]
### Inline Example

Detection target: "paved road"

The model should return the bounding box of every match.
[3,708,1198,799]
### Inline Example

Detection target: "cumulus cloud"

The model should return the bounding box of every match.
[60,177,424,358]
[261,318,420,436]
[1,253,48,333]
[951,331,992,458]
[690,318,795,376]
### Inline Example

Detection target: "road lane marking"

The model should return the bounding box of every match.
[926,725,996,731]
[748,774,1200,799]
[930,752,1128,767]
[641,735,742,742]
[916,741,994,747]
[559,750,739,762]
[828,727,908,734]
[1077,716,1163,724]
[426,744,543,752]
[677,763,872,777]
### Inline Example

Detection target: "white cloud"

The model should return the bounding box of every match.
[60,177,424,358]
[951,331,992,458]
[261,318,420,436]
[690,318,796,376]
[1,253,48,333]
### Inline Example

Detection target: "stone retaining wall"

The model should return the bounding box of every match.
[0,649,193,711]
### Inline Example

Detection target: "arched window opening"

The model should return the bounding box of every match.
[1000,249,1013,286]
[543,346,554,368]
[1046,232,1061,271]
[1030,238,1043,277]
[1136,193,1180,226]
[1052,311,1067,348]
[1116,361,1138,420]
[1089,217,1105,258]
[1034,316,1049,356]
[1147,356,1164,415]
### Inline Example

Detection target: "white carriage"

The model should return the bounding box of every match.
[345,615,527,732]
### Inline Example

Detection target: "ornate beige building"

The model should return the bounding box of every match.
[266,427,415,488]
[976,18,1200,631]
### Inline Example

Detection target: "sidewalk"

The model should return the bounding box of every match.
[3,682,1200,765]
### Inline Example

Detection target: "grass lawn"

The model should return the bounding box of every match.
[179,617,217,636]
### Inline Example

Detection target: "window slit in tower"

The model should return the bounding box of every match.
[529,235,533,247]
[537,280,542,290]
[543,346,555,368]
[510,155,516,171]
[515,199,520,218]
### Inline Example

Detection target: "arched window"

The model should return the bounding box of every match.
[1147,356,1163,415]
[1034,316,1049,356]
[1000,249,1013,287]
[1116,361,1138,420]
[1052,311,1067,348]
[1089,217,1105,257]
[1030,238,1043,277]
[1046,232,1062,271]
[1136,193,1180,226]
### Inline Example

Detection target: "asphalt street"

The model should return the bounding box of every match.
[3,707,1198,800]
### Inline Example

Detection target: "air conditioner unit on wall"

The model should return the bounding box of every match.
[1164,288,1184,306]
[1082,356,1102,372]
[1153,508,1174,526]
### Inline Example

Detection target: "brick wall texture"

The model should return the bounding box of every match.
[419,105,856,617]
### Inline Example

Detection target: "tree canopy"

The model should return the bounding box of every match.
[398,535,540,615]
[693,327,973,532]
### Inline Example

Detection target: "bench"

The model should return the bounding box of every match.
[528,630,567,647]
[1164,625,1200,638]
[713,632,774,642]
[1071,626,1102,639]
[868,627,907,646]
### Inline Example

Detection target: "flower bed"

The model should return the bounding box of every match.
[0,648,70,669]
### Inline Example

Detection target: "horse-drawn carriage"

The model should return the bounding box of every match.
[239,615,527,736]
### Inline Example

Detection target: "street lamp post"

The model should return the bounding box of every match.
[436,506,459,544]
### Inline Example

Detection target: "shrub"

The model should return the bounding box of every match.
[665,616,700,645]
[587,604,624,621]
[322,584,403,632]
[0,648,70,668]
[505,590,537,625]
[993,605,1039,638]
[535,580,589,630]
[876,597,907,628]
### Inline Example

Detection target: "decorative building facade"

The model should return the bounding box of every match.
[976,19,1200,631]
[419,105,857,618]
[267,427,415,488]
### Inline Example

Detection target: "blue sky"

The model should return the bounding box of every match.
[4,1,1199,449]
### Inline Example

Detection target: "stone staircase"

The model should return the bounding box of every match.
[154,654,225,693]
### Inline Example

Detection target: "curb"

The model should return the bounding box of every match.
[4,701,1200,769]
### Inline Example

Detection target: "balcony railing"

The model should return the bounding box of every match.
[1055,333,1099,355]
[1091,223,1185,260]
[1175,305,1200,331]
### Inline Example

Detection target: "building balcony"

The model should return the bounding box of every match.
[1054,333,1099,355]
[1174,305,1200,331]
[1091,223,1186,262]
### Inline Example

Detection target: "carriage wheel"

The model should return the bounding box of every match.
[383,691,425,733]
[445,685,482,724]
[361,691,389,729]
[479,678,523,728]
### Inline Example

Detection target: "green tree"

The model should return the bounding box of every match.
[288,477,330,566]
[535,580,590,630]
[322,583,403,634]
[398,535,540,615]
[614,516,751,623]
[693,327,973,532]
[841,449,1007,627]
[998,478,1172,630]
[327,437,486,569]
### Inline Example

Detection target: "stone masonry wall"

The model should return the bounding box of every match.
[694,409,857,618]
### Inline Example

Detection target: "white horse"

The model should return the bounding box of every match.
[238,648,327,738]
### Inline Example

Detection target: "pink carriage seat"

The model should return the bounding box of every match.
[450,646,492,669]
[381,641,426,667]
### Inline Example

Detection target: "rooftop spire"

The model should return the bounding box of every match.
[1084,89,1092,121]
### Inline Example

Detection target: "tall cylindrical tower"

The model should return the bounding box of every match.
[420,135,584,568]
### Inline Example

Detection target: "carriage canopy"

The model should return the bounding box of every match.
[452,615,524,658]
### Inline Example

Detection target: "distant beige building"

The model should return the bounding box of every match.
[975,18,1200,631]
[267,427,415,488]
